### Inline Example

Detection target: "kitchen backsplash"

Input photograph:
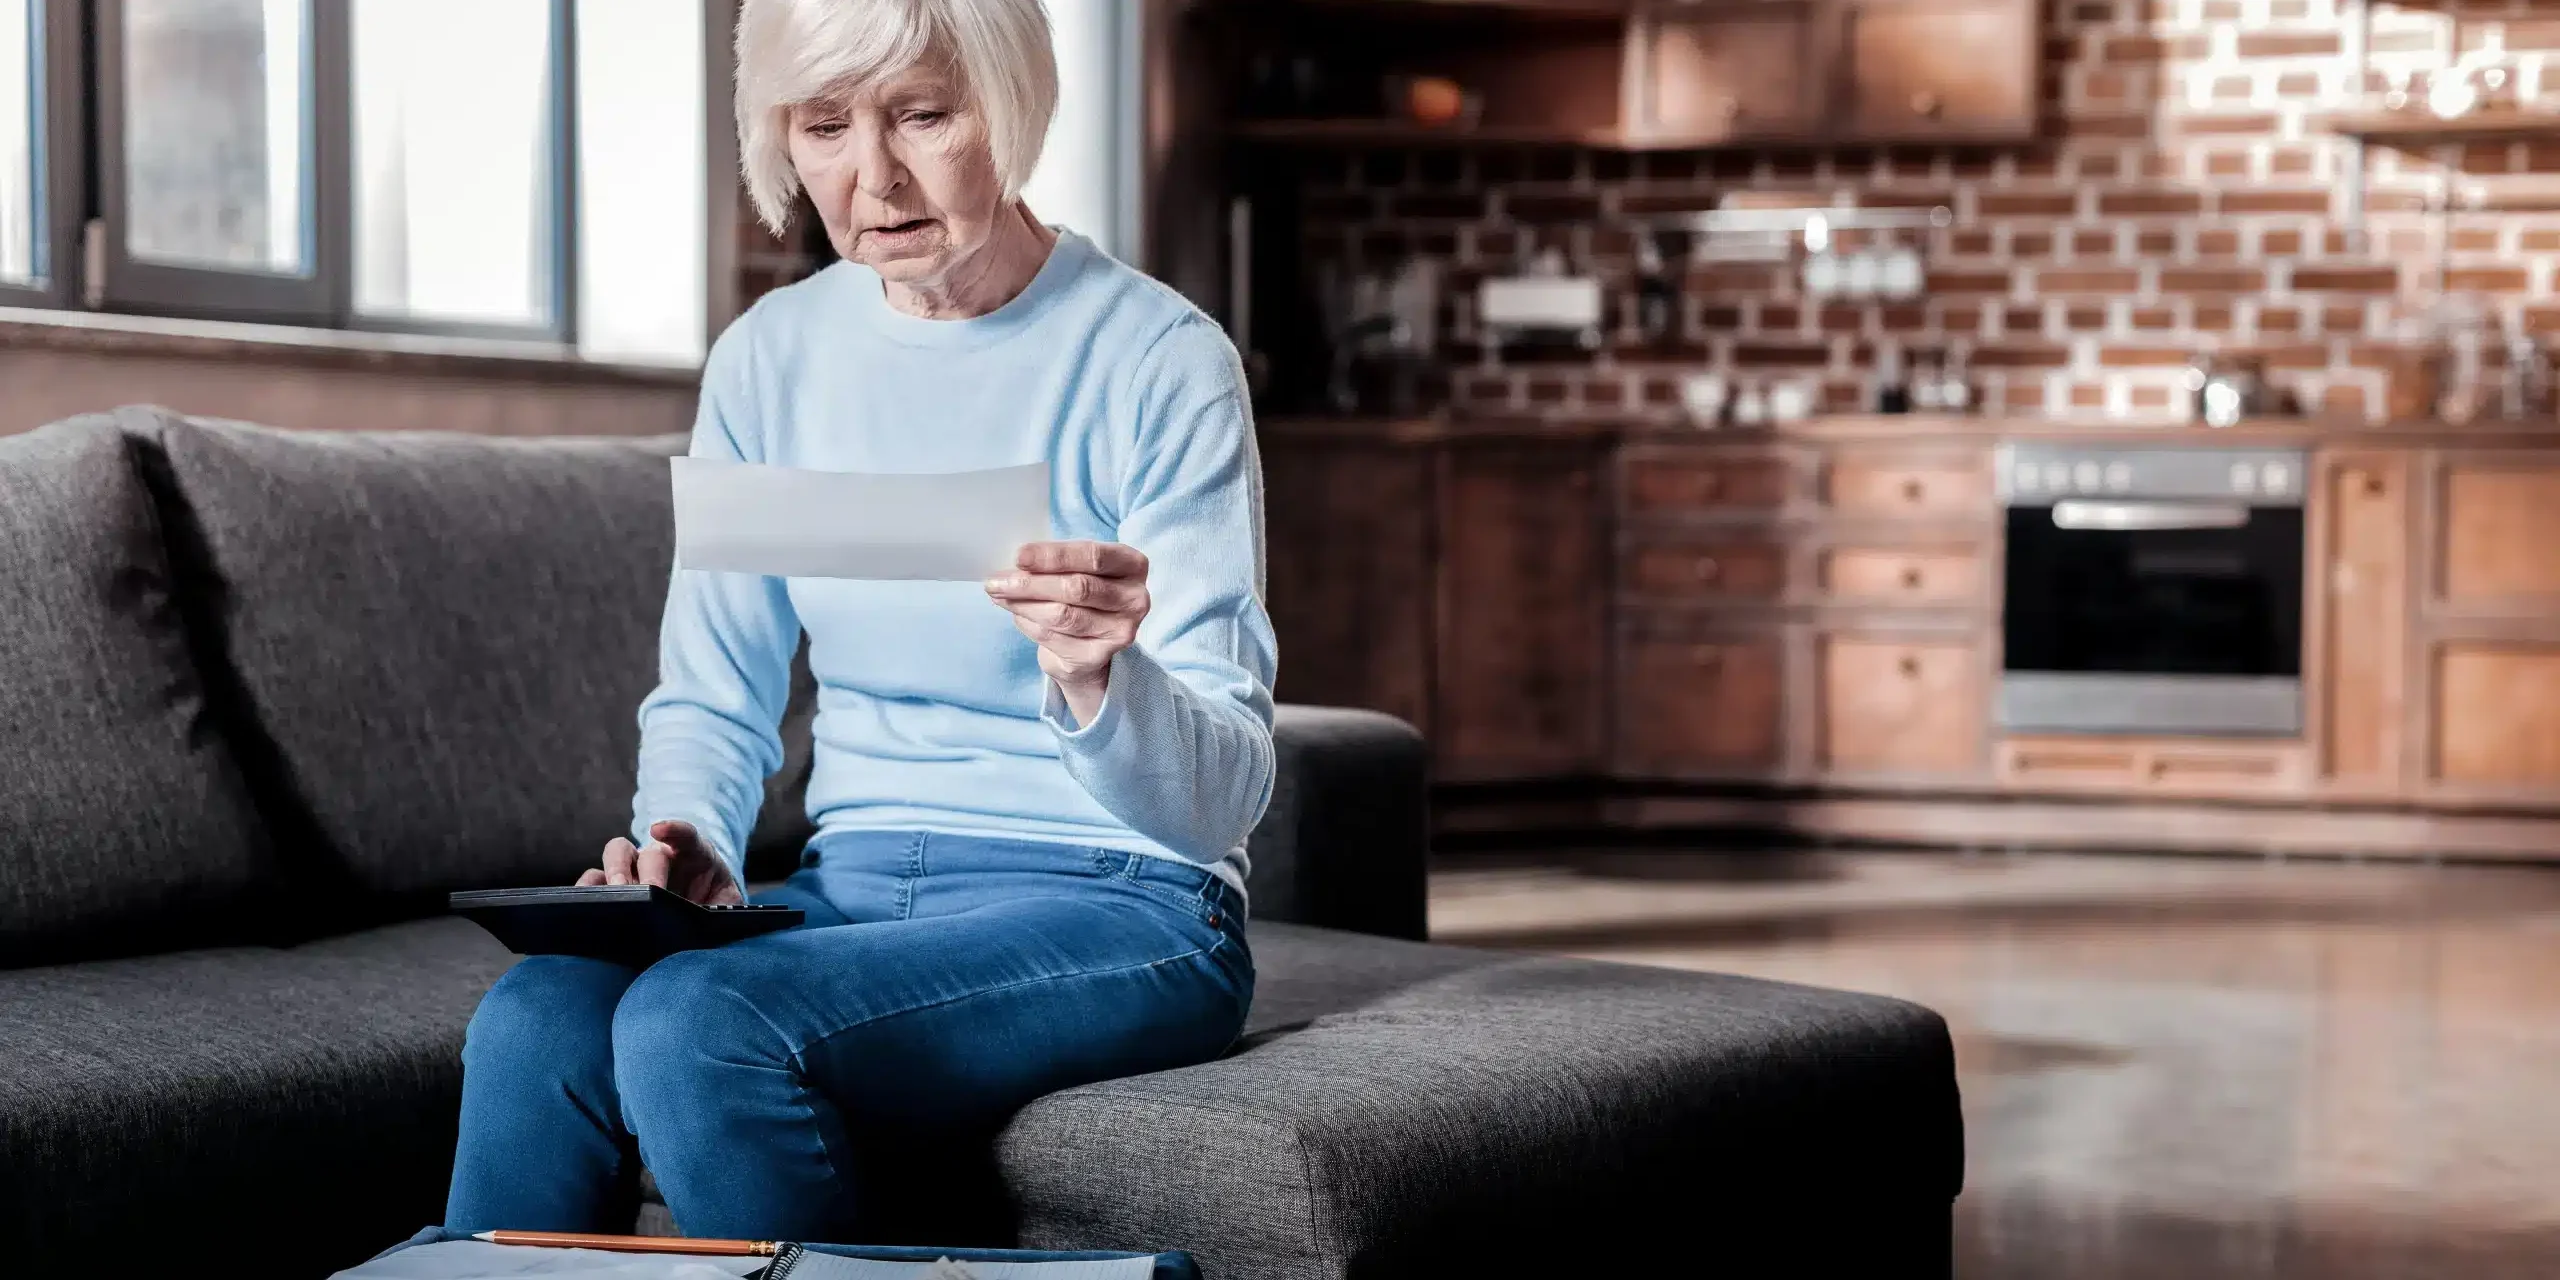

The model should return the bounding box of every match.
[1283,0,2560,425]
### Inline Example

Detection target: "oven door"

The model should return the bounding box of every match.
[2002,499,2305,737]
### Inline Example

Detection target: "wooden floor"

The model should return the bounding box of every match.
[1428,848,2560,1280]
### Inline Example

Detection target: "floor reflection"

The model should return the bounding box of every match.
[1429,850,2560,1279]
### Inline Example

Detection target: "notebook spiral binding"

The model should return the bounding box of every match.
[759,1242,808,1280]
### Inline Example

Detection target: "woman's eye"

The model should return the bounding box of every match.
[804,119,848,140]
[905,111,947,128]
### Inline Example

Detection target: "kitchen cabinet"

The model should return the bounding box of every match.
[2316,452,2411,789]
[1824,450,1995,519]
[1999,737,2311,799]
[1263,416,2560,861]
[1625,2,1822,144]
[1835,0,2040,141]
[1261,435,1439,735]
[1625,536,1788,601]
[1816,632,1988,777]
[1616,629,1786,775]
[2437,458,2560,612]
[1622,451,1793,513]
[1261,422,1610,783]
[2432,644,2560,788]
[1821,546,1986,606]
[1435,439,1612,780]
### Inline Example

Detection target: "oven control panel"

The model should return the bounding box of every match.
[1995,444,2308,506]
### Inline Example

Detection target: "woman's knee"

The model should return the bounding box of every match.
[610,947,795,1103]
[464,954,634,1074]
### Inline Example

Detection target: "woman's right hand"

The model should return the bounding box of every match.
[580,819,744,905]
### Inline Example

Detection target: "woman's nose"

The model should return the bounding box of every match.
[847,126,908,200]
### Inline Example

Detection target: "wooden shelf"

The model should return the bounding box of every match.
[2325,107,2560,146]
[1231,118,1612,146]
[1285,0,1628,17]
[1229,117,1834,150]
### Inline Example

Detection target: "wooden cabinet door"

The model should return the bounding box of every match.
[1628,2,1821,144]
[1261,439,1435,735]
[2432,643,2560,788]
[1616,631,1785,775]
[1836,0,2038,141]
[2438,456,2560,614]
[1435,441,1610,780]
[2317,452,2411,790]
[1817,633,1987,776]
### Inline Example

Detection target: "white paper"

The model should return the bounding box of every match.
[670,457,1052,582]
[329,1240,768,1279]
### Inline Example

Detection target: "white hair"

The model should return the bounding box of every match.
[733,0,1059,235]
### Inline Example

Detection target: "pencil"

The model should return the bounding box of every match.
[473,1230,782,1256]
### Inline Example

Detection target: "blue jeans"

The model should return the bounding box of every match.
[443,830,1252,1240]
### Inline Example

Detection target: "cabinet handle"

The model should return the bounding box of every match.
[1689,644,1724,669]
[1910,90,1943,118]
[1899,565,1925,591]
[2351,470,2387,497]
[1694,556,1722,582]
[1898,653,1923,678]
[1901,478,1927,503]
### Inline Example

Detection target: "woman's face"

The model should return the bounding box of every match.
[786,63,1006,288]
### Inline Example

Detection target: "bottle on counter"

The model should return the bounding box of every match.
[1877,344,1912,414]
[1936,348,1975,414]
[1911,349,1945,411]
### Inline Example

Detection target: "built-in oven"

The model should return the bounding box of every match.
[1997,443,2309,738]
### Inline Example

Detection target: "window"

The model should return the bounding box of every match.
[1021,0,1140,264]
[4,0,710,362]
[0,0,77,308]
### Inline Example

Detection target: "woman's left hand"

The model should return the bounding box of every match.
[986,541,1151,719]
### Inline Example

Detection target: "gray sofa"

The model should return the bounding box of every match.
[0,407,1963,1277]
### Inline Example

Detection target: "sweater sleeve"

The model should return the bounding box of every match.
[631,319,802,885]
[1041,315,1279,863]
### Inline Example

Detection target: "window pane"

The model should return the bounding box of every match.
[1021,0,1122,259]
[123,0,310,274]
[353,0,554,326]
[575,0,704,362]
[0,0,41,286]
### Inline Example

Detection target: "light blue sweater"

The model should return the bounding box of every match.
[631,230,1276,894]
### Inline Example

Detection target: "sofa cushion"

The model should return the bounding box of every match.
[0,915,515,1273]
[130,411,816,907]
[0,416,283,967]
[996,922,1964,1279]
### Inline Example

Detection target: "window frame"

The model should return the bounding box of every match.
[89,0,579,343]
[0,0,88,310]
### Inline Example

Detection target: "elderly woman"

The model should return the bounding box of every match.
[442,0,1271,1241]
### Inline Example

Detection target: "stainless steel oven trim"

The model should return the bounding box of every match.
[2050,500,2251,531]
[1997,673,2303,738]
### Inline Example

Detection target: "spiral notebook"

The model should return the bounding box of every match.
[340,1233,1189,1280]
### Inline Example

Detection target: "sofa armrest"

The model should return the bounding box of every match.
[1244,705,1429,940]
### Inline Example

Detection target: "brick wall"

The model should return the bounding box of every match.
[1288,0,2560,424]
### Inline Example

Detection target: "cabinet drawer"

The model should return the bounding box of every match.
[1617,634,1785,773]
[1626,540,1787,599]
[2000,737,2311,798]
[1822,546,1984,604]
[1825,456,1991,518]
[1625,456,1791,512]
[1817,636,1985,774]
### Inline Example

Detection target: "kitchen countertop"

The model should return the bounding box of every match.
[1257,411,2560,449]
